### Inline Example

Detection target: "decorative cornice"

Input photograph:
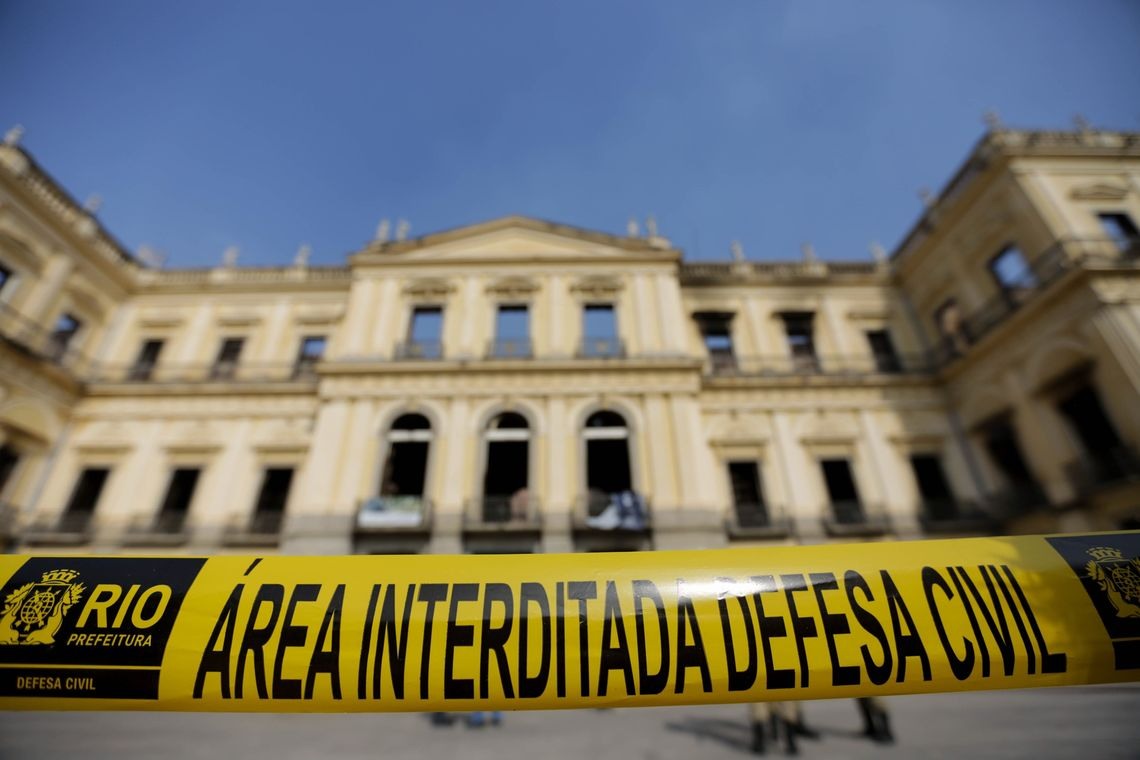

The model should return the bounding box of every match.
[569,275,623,299]
[403,277,456,299]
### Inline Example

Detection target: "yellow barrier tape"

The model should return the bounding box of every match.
[0,531,1137,711]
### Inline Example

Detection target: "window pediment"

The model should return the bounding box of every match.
[570,275,623,300]
[1070,183,1129,201]
[485,276,539,300]
[402,277,456,300]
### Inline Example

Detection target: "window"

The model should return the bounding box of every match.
[865,329,901,372]
[492,305,531,358]
[405,306,443,359]
[250,468,293,534]
[1098,212,1139,252]
[781,312,817,371]
[294,335,325,378]
[989,244,1036,295]
[582,410,646,530]
[211,337,243,380]
[361,413,433,527]
[0,445,19,498]
[0,262,11,294]
[910,455,956,520]
[581,304,621,357]
[982,419,1034,486]
[155,468,200,533]
[129,339,164,381]
[727,461,768,527]
[1057,384,1123,458]
[820,459,863,524]
[50,313,82,358]
[695,312,735,372]
[59,467,109,532]
[481,412,531,522]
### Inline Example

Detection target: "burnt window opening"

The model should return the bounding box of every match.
[129,339,164,381]
[250,467,293,534]
[492,305,531,358]
[294,335,326,377]
[50,312,81,357]
[910,454,956,520]
[211,337,244,380]
[584,410,633,515]
[866,329,901,372]
[981,419,1034,487]
[695,312,736,372]
[781,312,818,371]
[58,466,108,532]
[380,413,432,498]
[482,412,531,522]
[821,459,863,524]
[0,262,12,292]
[156,468,200,533]
[0,445,19,497]
[582,303,620,357]
[989,244,1036,297]
[727,461,769,527]
[1098,212,1139,252]
[406,306,443,358]
[1057,384,1123,457]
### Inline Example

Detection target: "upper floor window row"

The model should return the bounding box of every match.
[117,334,326,383]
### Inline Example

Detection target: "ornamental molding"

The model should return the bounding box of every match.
[569,275,623,300]
[485,276,540,300]
[1070,182,1129,201]
[402,277,456,300]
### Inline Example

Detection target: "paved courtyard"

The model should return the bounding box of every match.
[1,685,1138,759]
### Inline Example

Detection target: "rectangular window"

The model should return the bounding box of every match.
[910,454,956,520]
[989,244,1036,294]
[155,468,200,532]
[821,458,863,524]
[581,304,621,357]
[406,306,443,358]
[294,335,326,377]
[0,445,18,497]
[0,262,11,293]
[865,329,901,372]
[129,339,164,381]
[782,312,817,371]
[727,461,768,527]
[492,305,531,357]
[211,337,244,379]
[250,467,293,534]
[50,313,82,357]
[1098,212,1139,251]
[982,420,1034,485]
[1057,384,1122,456]
[60,467,109,532]
[696,313,735,372]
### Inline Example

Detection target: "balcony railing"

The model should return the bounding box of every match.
[487,338,533,359]
[222,510,285,546]
[935,236,1140,365]
[88,362,320,384]
[573,490,651,531]
[0,301,93,375]
[21,510,95,544]
[1065,445,1140,498]
[982,482,1049,520]
[822,501,891,536]
[356,496,431,531]
[577,336,625,359]
[706,353,934,377]
[727,502,793,538]
[394,340,443,360]
[122,511,190,544]
[918,499,998,534]
[463,494,541,531]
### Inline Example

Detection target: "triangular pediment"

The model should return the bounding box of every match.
[1070,182,1130,201]
[352,216,679,266]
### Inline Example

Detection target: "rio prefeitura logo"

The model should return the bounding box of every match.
[1085,546,1140,619]
[0,569,86,646]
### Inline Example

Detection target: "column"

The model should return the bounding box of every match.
[429,397,468,553]
[20,253,73,324]
[542,396,573,553]
[283,400,352,554]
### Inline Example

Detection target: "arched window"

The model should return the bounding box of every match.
[583,410,632,500]
[362,413,433,527]
[481,412,531,522]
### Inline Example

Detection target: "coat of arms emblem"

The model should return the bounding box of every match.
[0,569,85,645]
[1085,546,1140,619]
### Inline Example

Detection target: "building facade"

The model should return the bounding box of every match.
[1,126,1139,556]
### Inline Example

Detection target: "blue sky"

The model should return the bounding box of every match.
[1,2,1138,267]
